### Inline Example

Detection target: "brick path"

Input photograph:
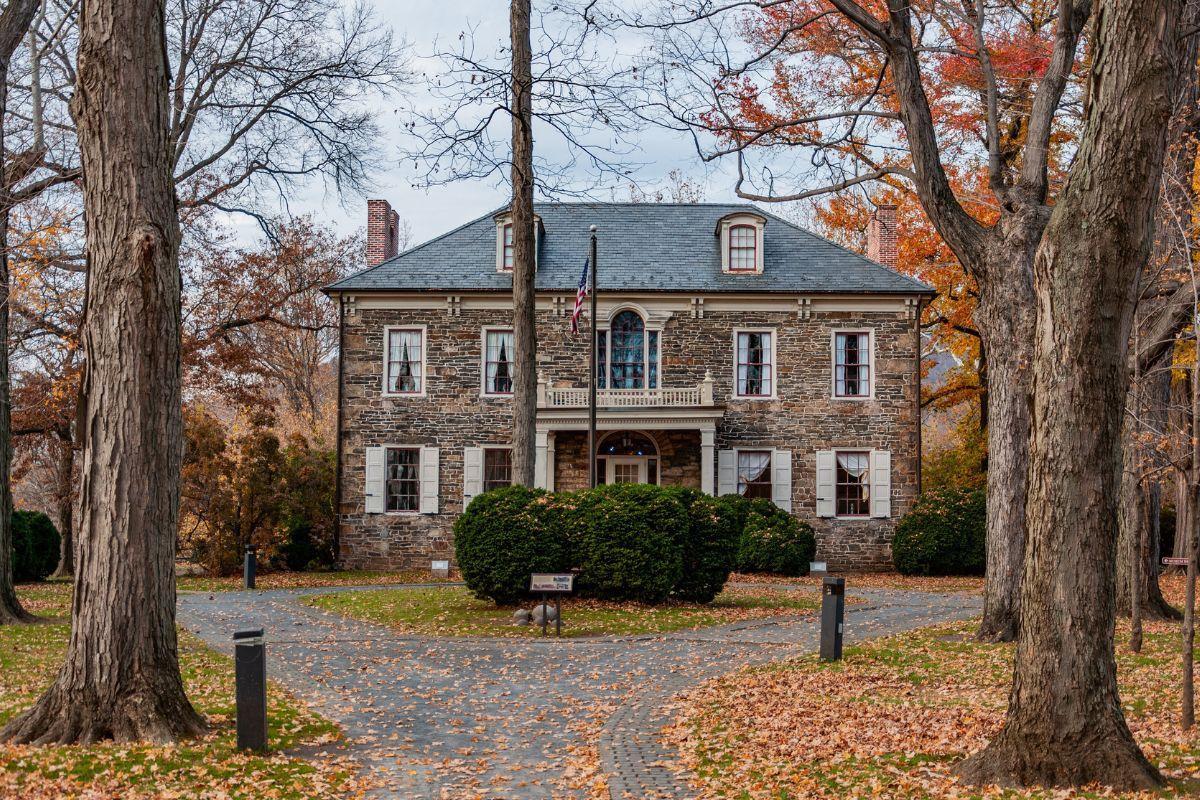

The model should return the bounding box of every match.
[178,584,980,799]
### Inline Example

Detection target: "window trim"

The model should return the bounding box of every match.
[734,448,774,499]
[481,444,514,492]
[833,448,872,518]
[728,224,758,273]
[382,325,428,398]
[480,326,515,398]
[500,223,514,271]
[830,329,874,401]
[382,444,423,515]
[732,327,777,400]
[597,306,664,390]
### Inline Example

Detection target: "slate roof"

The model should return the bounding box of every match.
[325,202,933,295]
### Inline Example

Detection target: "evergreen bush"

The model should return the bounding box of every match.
[892,487,986,575]
[665,487,739,602]
[735,498,816,576]
[12,510,60,583]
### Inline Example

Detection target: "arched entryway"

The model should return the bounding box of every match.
[596,430,659,485]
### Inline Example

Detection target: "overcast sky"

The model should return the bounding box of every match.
[260,0,754,253]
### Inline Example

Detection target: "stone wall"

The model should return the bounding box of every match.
[336,300,920,571]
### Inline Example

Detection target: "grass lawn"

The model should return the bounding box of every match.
[303,584,824,638]
[667,616,1200,799]
[177,568,459,592]
[1,582,366,799]
[730,571,985,594]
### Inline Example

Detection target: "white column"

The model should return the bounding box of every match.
[701,427,716,495]
[546,432,556,491]
[534,430,549,490]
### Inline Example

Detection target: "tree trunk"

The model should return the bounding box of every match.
[1117,371,1178,619]
[957,0,1183,787]
[49,435,75,579]
[0,0,41,626]
[974,238,1036,643]
[1,0,205,744]
[509,0,537,487]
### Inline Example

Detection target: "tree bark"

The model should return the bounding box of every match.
[1,0,205,744]
[509,0,537,487]
[0,0,41,626]
[974,241,1036,643]
[956,0,1183,787]
[49,435,75,579]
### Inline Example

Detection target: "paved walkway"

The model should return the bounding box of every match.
[177,584,980,800]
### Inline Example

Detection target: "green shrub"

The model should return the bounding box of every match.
[278,520,334,572]
[892,487,986,576]
[454,486,570,605]
[12,510,60,583]
[665,487,739,603]
[563,484,687,603]
[735,498,816,576]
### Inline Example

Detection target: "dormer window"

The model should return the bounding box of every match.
[501,224,514,271]
[495,213,542,272]
[729,225,757,271]
[716,212,766,274]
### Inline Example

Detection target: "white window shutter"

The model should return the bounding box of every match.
[364,446,385,514]
[717,450,736,496]
[772,449,792,512]
[463,447,484,510]
[420,446,440,515]
[870,450,892,518]
[815,450,835,518]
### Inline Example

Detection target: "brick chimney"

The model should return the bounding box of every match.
[866,204,898,269]
[366,199,400,266]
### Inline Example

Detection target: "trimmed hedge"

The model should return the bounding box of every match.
[454,486,570,604]
[733,497,816,576]
[892,487,985,576]
[12,510,60,583]
[665,487,739,603]
[564,484,688,604]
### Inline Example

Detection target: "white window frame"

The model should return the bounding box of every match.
[717,213,766,274]
[597,307,664,390]
[734,448,773,499]
[830,329,874,401]
[480,327,515,398]
[481,444,514,492]
[382,325,427,398]
[382,444,422,515]
[495,216,540,272]
[832,448,872,518]
[732,327,778,400]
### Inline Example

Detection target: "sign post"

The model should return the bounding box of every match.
[530,573,575,637]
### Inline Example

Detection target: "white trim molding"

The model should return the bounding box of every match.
[830,328,875,401]
[715,212,767,274]
[480,326,515,398]
[732,327,778,401]
[382,324,428,398]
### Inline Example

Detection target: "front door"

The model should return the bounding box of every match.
[607,456,648,484]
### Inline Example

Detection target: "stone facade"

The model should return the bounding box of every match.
[335,296,921,572]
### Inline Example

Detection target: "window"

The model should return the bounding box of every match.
[736,330,774,397]
[385,447,420,512]
[597,310,660,390]
[483,448,512,491]
[737,450,773,499]
[484,329,514,395]
[501,223,514,270]
[835,451,870,516]
[834,332,871,398]
[729,225,757,271]
[386,328,423,394]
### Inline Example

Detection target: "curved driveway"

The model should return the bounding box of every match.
[178,584,980,799]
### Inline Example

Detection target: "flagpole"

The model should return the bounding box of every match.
[588,225,599,489]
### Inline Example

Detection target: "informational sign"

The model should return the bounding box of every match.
[530,573,574,593]
[1163,557,1191,567]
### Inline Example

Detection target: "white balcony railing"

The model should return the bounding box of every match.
[538,371,715,408]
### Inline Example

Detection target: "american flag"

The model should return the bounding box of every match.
[571,258,590,333]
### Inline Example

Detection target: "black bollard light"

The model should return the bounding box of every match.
[820,576,845,661]
[243,545,257,589]
[233,627,268,751]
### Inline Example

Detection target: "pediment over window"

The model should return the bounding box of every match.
[715,212,766,274]
[493,212,543,273]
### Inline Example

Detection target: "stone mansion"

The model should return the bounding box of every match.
[325,200,931,571]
